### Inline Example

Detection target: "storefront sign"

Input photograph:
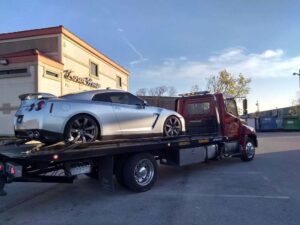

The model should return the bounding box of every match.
[63,70,100,89]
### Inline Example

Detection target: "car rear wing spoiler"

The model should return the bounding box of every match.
[19,93,57,101]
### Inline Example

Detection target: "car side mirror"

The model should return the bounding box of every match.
[143,100,149,106]
[136,101,148,109]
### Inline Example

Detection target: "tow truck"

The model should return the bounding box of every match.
[0,92,257,196]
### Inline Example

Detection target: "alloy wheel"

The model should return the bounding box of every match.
[164,116,181,137]
[67,116,98,143]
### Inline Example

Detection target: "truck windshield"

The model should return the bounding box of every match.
[225,99,238,117]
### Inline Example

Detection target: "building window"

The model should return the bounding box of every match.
[0,68,28,78]
[46,70,59,78]
[116,76,122,88]
[0,68,27,75]
[90,62,98,77]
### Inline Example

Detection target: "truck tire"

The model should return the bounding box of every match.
[241,138,256,161]
[123,153,158,192]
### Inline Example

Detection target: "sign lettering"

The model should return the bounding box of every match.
[63,70,100,89]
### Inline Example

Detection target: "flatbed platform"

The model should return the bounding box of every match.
[0,135,225,163]
[0,134,253,196]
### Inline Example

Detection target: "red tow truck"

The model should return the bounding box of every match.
[0,91,257,195]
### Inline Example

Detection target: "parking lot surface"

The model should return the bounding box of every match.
[0,132,300,225]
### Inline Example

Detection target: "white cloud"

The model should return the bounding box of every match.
[261,49,284,58]
[135,48,300,81]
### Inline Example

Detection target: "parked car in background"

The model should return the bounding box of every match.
[14,90,185,144]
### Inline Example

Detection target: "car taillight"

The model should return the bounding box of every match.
[5,163,22,177]
[28,103,35,111]
[0,163,3,172]
[36,101,45,111]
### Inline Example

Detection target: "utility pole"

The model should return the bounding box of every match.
[293,69,300,88]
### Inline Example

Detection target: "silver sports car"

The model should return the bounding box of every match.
[14,90,185,143]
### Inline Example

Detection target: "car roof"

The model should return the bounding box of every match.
[60,89,127,100]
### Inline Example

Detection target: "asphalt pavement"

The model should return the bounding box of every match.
[0,132,299,225]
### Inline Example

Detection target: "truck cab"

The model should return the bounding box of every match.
[176,92,257,155]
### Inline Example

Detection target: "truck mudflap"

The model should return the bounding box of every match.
[0,176,6,196]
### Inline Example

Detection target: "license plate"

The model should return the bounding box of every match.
[287,121,294,124]
[17,115,23,124]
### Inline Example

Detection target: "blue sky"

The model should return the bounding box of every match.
[1,0,300,112]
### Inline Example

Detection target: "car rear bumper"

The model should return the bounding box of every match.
[15,129,63,143]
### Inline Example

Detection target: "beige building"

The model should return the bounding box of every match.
[0,26,129,135]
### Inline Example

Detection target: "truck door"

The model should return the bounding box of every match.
[223,99,241,140]
[182,97,219,135]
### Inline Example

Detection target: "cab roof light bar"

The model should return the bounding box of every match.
[179,91,210,97]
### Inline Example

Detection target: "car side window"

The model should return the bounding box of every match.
[109,93,130,105]
[128,93,144,106]
[92,93,112,102]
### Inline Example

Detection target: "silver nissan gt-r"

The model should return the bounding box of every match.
[14,89,185,144]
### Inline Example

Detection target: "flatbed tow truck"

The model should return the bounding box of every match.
[0,92,257,196]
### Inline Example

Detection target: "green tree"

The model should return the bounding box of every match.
[206,70,251,97]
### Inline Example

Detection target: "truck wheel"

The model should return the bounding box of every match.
[123,153,158,192]
[241,138,256,161]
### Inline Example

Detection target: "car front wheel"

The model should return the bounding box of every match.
[164,116,182,137]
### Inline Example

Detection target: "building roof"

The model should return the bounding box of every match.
[0,49,64,70]
[0,26,129,75]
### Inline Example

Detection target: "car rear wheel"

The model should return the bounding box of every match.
[164,116,182,137]
[64,114,99,144]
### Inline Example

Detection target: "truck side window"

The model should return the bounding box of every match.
[186,102,210,115]
[225,99,238,117]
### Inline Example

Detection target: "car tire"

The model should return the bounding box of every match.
[241,138,256,161]
[64,114,99,144]
[122,153,158,192]
[163,116,182,137]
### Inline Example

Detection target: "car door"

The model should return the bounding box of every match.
[109,92,157,135]
[92,93,122,136]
